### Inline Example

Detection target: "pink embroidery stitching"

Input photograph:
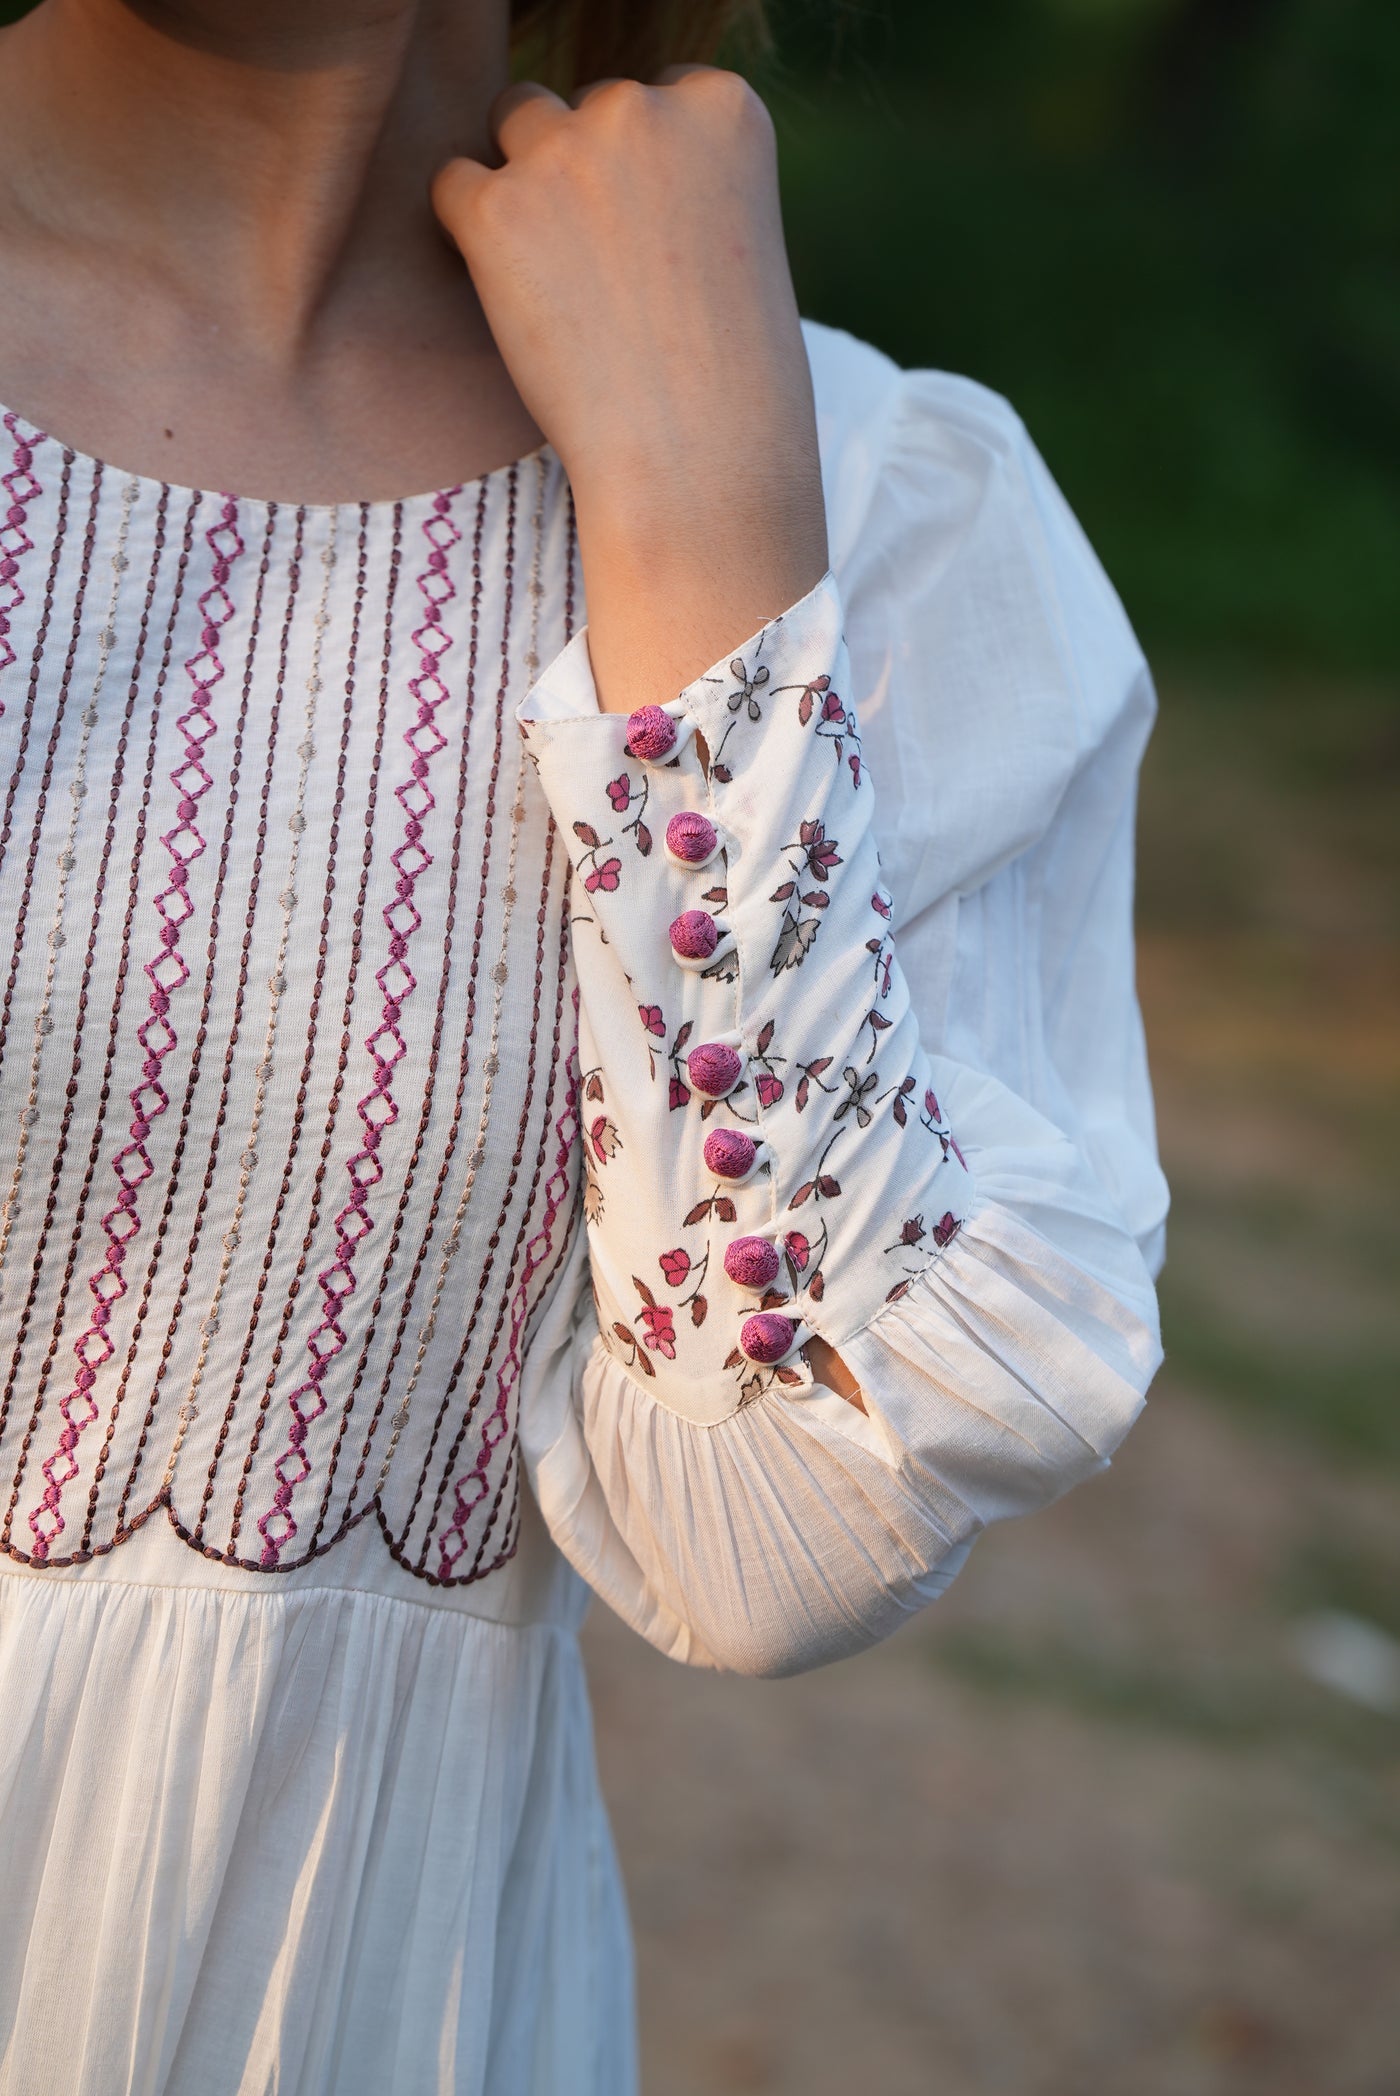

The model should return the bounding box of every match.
[435,1001,581,1581]
[257,491,460,1567]
[28,497,241,1560]
[0,414,43,710]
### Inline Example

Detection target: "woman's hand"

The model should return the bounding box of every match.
[432,68,829,712]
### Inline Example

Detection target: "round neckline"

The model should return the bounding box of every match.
[0,398,556,519]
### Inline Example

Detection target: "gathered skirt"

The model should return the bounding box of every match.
[0,1512,635,2096]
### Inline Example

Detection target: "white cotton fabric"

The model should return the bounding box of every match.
[0,319,1166,2093]
[0,1509,632,2096]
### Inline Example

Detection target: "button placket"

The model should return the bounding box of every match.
[642,696,807,1381]
[720,1231,808,1363]
[624,703,698,765]
[738,1310,803,1366]
[701,1126,770,1186]
[686,1033,745,1099]
[722,1234,783,1291]
[664,810,722,870]
[668,908,735,969]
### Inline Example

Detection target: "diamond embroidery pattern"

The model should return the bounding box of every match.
[0,412,42,703]
[256,491,460,1568]
[28,501,242,1560]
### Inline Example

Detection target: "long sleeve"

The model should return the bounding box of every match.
[516,326,1166,1677]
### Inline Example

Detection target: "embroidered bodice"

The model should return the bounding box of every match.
[0,429,581,1583]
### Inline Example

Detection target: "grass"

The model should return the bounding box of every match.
[932,1626,1400,1769]
[1155,1286,1400,1469]
[1133,665,1399,1472]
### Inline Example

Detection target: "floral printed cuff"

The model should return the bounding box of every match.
[518,571,973,1424]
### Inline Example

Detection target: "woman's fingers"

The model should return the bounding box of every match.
[430,153,489,240]
[490,80,570,159]
[433,79,569,236]
[569,77,627,109]
[428,49,814,597]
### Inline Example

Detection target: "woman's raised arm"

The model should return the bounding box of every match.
[436,77,1164,1676]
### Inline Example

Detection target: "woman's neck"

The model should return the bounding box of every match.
[0,0,544,500]
[0,0,510,355]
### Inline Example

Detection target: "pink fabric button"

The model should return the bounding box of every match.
[723,1236,782,1289]
[669,909,718,961]
[687,1042,742,1097]
[625,705,678,761]
[740,1312,796,1364]
[665,811,718,864]
[703,1128,756,1180]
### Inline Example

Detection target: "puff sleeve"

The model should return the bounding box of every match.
[516,341,1165,1677]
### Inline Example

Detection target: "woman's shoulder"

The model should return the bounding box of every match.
[801,316,1150,739]
[799,318,1156,904]
[800,317,1034,569]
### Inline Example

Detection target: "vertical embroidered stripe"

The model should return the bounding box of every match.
[311,499,467,1551]
[0,414,43,705]
[25,491,239,1559]
[252,514,369,1565]
[223,517,340,1556]
[118,503,277,1535]
[0,449,71,903]
[0,438,580,1584]
[0,488,193,1537]
[394,465,523,1557]
[192,507,311,1548]
[444,883,572,1582]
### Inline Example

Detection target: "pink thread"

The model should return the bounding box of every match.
[624,704,676,760]
[687,1041,742,1097]
[665,810,716,864]
[29,498,242,1561]
[704,1127,755,1180]
[724,1235,781,1289]
[670,909,718,960]
[257,493,460,1568]
[740,1311,795,1364]
[435,1003,582,1580]
[0,414,43,711]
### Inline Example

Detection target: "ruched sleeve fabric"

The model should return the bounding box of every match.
[516,322,1167,1678]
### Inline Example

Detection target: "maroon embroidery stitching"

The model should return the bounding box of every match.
[109,501,275,1543]
[0,412,43,710]
[0,456,580,1586]
[256,492,459,1566]
[0,480,178,1553]
[436,915,578,1580]
[191,504,308,1549]
[27,495,242,1560]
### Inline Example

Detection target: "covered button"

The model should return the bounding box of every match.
[670,909,718,961]
[665,810,718,865]
[703,1128,756,1181]
[687,1042,742,1098]
[740,1312,797,1364]
[625,704,677,761]
[724,1236,782,1289]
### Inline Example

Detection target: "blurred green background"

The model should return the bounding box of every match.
[761,0,1399,674]
[590,5,1400,2092]
[742,0,1400,1483]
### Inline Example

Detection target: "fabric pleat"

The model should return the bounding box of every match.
[0,1569,632,2096]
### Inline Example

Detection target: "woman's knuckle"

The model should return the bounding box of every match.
[593,77,652,128]
[690,68,770,139]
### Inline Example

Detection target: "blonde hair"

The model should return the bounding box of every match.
[510,0,771,90]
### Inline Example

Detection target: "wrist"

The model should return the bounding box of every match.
[570,442,828,715]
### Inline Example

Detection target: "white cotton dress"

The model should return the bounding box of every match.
[0,320,1167,2095]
